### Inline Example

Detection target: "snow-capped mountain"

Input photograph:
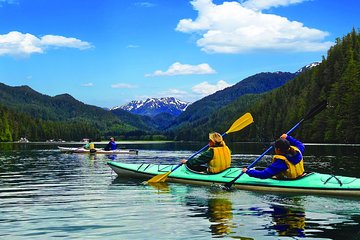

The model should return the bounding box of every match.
[111,97,191,117]
[296,62,321,74]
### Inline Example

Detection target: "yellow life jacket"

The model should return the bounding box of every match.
[89,143,95,150]
[208,145,231,173]
[273,146,304,179]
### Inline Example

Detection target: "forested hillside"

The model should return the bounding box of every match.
[171,72,296,131]
[173,29,360,143]
[0,84,159,141]
[0,104,100,141]
[170,94,262,141]
[246,29,360,143]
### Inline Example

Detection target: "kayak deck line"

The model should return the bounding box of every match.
[107,161,360,197]
[136,163,176,173]
[133,162,243,179]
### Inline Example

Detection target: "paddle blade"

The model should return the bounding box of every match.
[226,113,254,134]
[304,100,328,121]
[223,180,235,190]
[147,171,171,183]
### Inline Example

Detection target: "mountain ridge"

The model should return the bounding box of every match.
[111,97,190,117]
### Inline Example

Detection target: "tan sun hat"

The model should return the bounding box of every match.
[209,132,223,144]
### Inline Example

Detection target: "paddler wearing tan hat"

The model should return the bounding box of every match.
[180,132,231,173]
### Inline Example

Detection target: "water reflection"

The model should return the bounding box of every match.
[144,181,360,239]
[207,194,234,236]
[185,189,306,238]
[105,154,117,161]
[269,201,305,237]
[145,182,235,237]
[181,188,238,238]
[147,182,171,193]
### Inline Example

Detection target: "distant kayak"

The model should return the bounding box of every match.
[58,146,138,155]
[107,161,360,197]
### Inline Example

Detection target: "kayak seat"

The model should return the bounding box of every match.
[185,165,230,175]
[271,172,313,181]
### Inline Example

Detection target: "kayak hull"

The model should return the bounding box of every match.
[58,146,138,155]
[107,161,360,197]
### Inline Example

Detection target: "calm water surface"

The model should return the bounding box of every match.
[1,142,360,239]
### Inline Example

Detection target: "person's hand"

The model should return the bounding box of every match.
[280,133,288,139]
[242,168,248,173]
[181,159,187,164]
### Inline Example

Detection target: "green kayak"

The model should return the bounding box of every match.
[107,161,360,197]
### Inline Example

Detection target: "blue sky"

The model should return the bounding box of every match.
[0,0,359,108]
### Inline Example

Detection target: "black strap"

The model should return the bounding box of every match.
[324,175,343,186]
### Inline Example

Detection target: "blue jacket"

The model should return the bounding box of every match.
[107,141,117,150]
[246,136,304,179]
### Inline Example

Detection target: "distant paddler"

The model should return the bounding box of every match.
[104,137,117,151]
[83,139,97,153]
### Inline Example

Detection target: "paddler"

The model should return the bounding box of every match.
[104,137,117,151]
[84,139,97,153]
[181,132,231,173]
[242,134,305,179]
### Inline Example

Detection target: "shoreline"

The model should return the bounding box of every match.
[4,141,360,147]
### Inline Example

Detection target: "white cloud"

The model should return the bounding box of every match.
[133,2,156,8]
[242,0,309,11]
[176,0,333,53]
[81,83,94,87]
[0,0,18,6]
[158,88,189,98]
[41,35,91,49]
[127,44,140,48]
[111,83,137,89]
[0,31,92,57]
[146,62,216,77]
[192,80,232,95]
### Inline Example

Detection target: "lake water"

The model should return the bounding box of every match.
[1,142,360,239]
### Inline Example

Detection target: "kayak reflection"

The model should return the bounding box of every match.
[207,196,234,236]
[249,195,306,237]
[270,202,305,237]
[180,188,240,238]
[147,183,237,237]
[106,154,117,161]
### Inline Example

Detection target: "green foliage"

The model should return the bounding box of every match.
[172,29,360,143]
[0,85,158,141]
[0,104,101,142]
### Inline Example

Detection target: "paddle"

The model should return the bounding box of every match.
[147,112,254,183]
[223,100,328,190]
